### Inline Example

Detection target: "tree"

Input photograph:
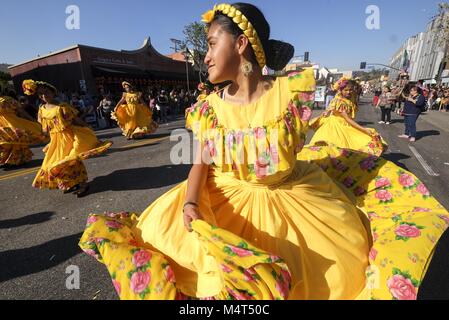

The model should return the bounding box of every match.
[0,71,11,82]
[180,22,208,82]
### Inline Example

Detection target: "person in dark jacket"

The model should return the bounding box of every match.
[398,86,426,142]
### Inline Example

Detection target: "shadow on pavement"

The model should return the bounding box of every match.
[0,212,54,230]
[417,130,440,141]
[0,232,83,283]
[382,152,410,171]
[1,159,43,172]
[88,164,191,195]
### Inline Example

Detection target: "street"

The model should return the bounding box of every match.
[1,98,449,300]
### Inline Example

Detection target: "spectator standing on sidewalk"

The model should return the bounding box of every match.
[398,86,426,142]
[439,88,449,112]
[157,90,169,123]
[97,94,115,128]
[325,85,336,110]
[376,86,393,124]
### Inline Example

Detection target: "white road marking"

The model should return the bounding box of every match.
[409,146,440,177]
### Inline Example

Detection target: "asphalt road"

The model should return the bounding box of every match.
[0,98,448,300]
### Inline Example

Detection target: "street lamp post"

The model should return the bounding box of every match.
[184,50,190,92]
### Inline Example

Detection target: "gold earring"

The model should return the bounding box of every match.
[241,61,254,76]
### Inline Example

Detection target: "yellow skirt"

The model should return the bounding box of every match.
[112,103,158,139]
[33,126,112,190]
[80,162,370,300]
[0,113,47,165]
[299,144,449,300]
[309,115,386,156]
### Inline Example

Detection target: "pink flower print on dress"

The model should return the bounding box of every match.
[375,177,391,189]
[199,102,209,116]
[130,271,151,294]
[343,176,355,188]
[270,145,280,164]
[298,92,315,102]
[398,173,415,188]
[112,280,121,296]
[132,250,152,268]
[369,247,378,261]
[254,127,266,140]
[416,183,430,197]
[360,157,377,171]
[375,190,393,203]
[438,215,449,225]
[220,264,233,274]
[105,220,123,230]
[226,245,254,258]
[288,101,300,118]
[86,215,98,226]
[387,275,417,300]
[299,106,312,121]
[164,265,176,283]
[395,224,421,239]
[255,157,269,179]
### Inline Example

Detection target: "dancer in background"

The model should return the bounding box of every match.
[112,81,158,139]
[0,94,47,167]
[307,77,386,156]
[23,80,112,197]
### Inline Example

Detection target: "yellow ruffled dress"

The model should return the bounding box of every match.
[298,144,449,300]
[0,96,47,165]
[308,93,386,156]
[112,92,158,139]
[33,104,112,190]
[79,70,371,300]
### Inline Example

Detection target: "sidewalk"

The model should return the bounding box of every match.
[420,110,449,133]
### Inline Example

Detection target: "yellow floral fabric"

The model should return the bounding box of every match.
[0,96,47,165]
[79,214,292,300]
[308,94,386,156]
[80,69,371,300]
[112,92,158,139]
[33,104,112,190]
[298,144,449,300]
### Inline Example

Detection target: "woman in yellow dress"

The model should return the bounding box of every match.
[308,77,386,156]
[80,3,370,300]
[0,94,47,166]
[79,3,448,300]
[112,81,158,140]
[22,80,112,197]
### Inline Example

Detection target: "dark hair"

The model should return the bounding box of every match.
[37,82,58,95]
[210,2,294,71]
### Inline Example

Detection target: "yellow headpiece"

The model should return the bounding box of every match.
[22,79,38,96]
[332,76,352,92]
[202,3,266,68]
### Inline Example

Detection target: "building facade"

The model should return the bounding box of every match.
[9,37,197,96]
[390,13,449,84]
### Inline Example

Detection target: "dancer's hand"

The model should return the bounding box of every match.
[364,128,373,136]
[183,204,203,232]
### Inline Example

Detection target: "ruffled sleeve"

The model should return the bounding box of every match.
[287,69,316,154]
[185,99,219,143]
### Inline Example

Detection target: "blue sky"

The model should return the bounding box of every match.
[0,0,444,70]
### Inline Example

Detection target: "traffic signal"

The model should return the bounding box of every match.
[304,52,310,62]
[360,62,367,69]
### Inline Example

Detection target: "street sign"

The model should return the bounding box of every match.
[315,86,326,102]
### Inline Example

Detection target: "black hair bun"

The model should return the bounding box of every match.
[265,39,294,71]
